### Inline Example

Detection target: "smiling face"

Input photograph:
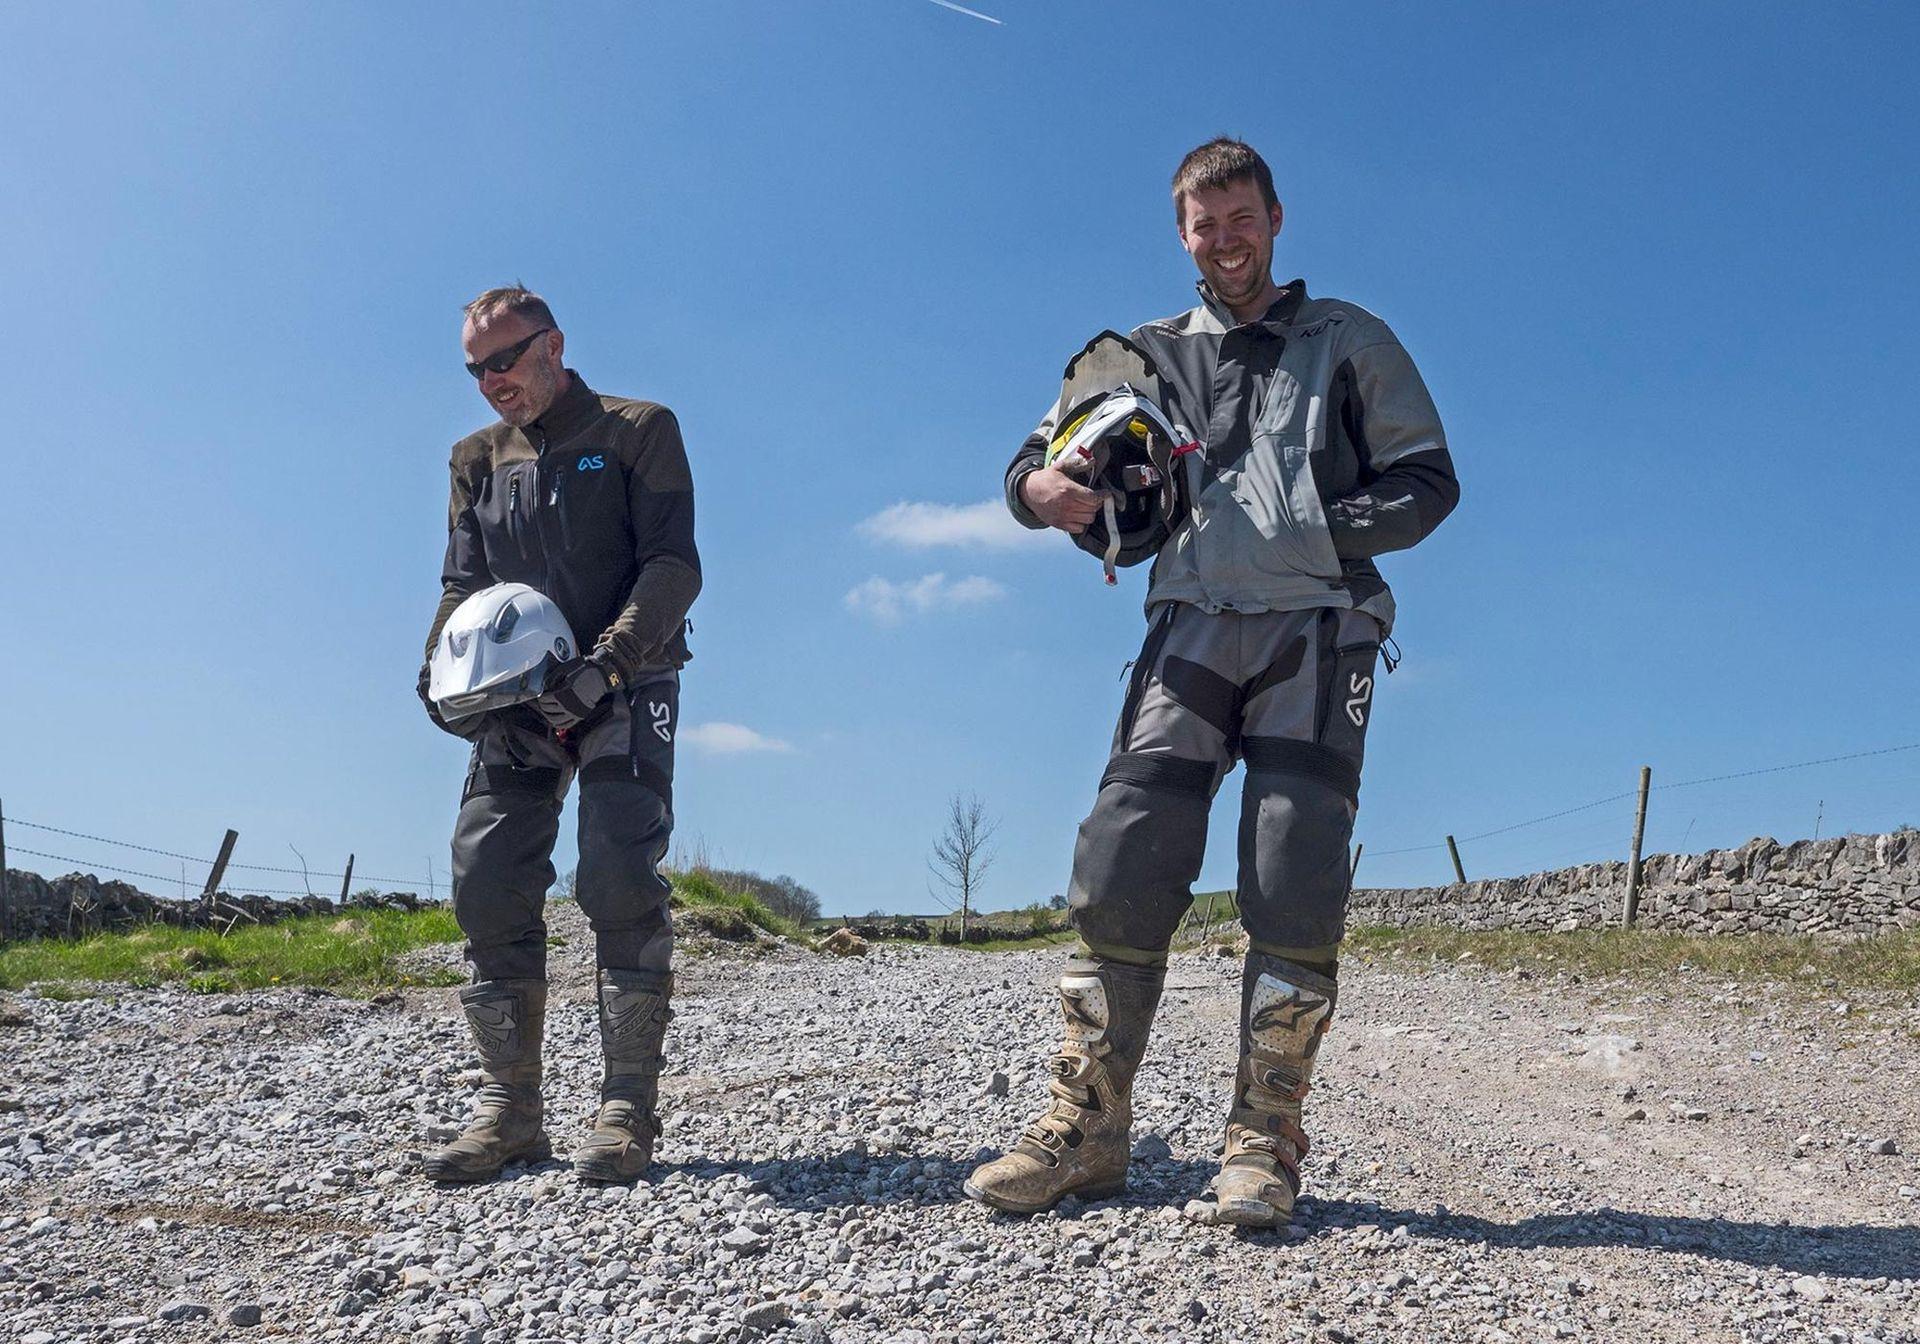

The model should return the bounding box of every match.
[1178,178,1284,324]
[462,309,566,427]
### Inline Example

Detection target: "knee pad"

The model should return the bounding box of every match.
[575,778,673,925]
[1069,755,1215,955]
[1237,744,1357,954]
[450,790,560,973]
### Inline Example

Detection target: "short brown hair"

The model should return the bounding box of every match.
[1171,138,1278,224]
[463,284,557,330]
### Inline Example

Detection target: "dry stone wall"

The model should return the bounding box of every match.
[0,868,427,942]
[1348,830,1919,936]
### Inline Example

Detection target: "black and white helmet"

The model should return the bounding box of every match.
[427,583,576,722]
[1044,331,1197,584]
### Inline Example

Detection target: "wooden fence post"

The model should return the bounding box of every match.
[201,829,239,914]
[338,854,355,904]
[1197,889,1220,943]
[1349,842,1363,883]
[1623,766,1652,927]
[1446,835,1466,884]
[0,798,11,942]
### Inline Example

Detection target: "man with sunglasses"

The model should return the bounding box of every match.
[417,286,700,1185]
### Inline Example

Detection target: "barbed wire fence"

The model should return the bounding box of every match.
[1348,740,1919,925]
[2,739,1916,941]
[0,800,444,940]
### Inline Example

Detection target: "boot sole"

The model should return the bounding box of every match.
[423,1135,553,1184]
[961,1175,1126,1215]
[572,1155,652,1185]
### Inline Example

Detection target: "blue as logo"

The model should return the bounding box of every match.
[577,454,606,472]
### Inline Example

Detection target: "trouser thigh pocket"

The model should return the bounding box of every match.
[1316,610,1380,774]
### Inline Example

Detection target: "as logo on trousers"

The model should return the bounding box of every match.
[649,701,672,743]
[1345,672,1373,728]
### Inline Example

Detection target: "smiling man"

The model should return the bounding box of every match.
[968,139,1459,1226]
[416,286,700,1185]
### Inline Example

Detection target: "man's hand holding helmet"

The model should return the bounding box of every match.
[1020,468,1104,535]
[417,662,489,740]
[534,655,621,734]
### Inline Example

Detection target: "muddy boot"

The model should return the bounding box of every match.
[1193,954,1336,1227]
[423,978,550,1183]
[572,970,672,1184]
[964,958,1164,1214]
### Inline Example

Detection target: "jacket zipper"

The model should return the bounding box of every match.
[531,432,553,592]
[549,451,575,552]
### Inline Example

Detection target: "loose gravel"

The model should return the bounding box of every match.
[3,902,1918,1343]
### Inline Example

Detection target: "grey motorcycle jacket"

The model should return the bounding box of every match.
[1005,280,1457,634]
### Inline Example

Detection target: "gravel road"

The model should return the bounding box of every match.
[3,903,1917,1344]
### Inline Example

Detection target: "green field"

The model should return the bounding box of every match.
[1345,924,1920,990]
[0,869,805,996]
[0,906,466,997]
[808,905,1073,949]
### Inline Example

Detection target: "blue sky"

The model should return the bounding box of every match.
[3,2,1916,915]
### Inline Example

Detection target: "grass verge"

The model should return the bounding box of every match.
[948,928,1079,953]
[0,908,466,997]
[1345,924,1920,991]
[668,870,804,943]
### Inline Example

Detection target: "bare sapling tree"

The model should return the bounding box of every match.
[929,791,997,942]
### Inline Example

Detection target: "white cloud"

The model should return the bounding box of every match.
[858,500,1047,551]
[843,572,1008,623]
[680,722,796,755]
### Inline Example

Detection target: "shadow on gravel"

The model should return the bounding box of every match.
[644,1149,1224,1214]
[1292,1197,1920,1280]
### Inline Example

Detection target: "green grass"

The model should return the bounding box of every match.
[806,907,1074,951]
[668,870,804,943]
[1345,924,1920,991]
[0,908,466,997]
[0,872,816,997]
[948,928,1079,953]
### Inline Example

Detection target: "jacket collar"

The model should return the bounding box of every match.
[523,370,600,445]
[1196,277,1308,331]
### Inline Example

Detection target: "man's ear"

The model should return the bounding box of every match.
[1269,202,1284,238]
[549,328,566,363]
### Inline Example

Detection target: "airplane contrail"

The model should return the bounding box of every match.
[924,0,1003,24]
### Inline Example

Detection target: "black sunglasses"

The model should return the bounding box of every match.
[465,328,552,379]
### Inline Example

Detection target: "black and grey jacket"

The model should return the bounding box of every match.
[1006,280,1458,634]
[426,372,701,680]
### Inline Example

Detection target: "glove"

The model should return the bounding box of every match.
[534,656,617,734]
[417,663,488,741]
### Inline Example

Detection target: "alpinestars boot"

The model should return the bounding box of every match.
[423,978,550,1183]
[964,958,1164,1214]
[571,970,672,1183]
[1194,954,1337,1227]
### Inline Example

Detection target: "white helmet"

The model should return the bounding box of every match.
[428,583,576,722]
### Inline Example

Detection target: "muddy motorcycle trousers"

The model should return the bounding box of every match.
[449,674,679,983]
[1068,604,1378,962]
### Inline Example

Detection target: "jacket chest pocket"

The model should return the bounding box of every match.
[477,461,546,573]
[550,449,626,554]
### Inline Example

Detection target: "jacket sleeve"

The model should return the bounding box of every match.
[424,454,494,664]
[594,406,702,680]
[1003,393,1063,529]
[1325,333,1460,560]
